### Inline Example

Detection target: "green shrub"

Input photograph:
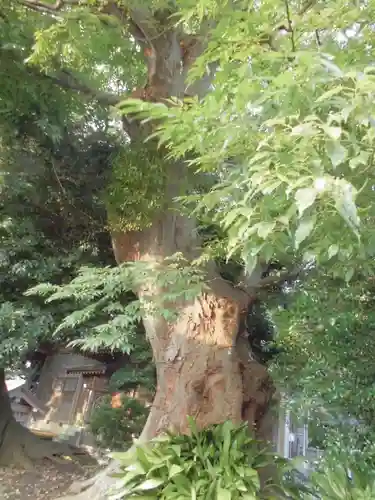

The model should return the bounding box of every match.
[110,418,294,499]
[309,462,375,500]
[89,394,148,451]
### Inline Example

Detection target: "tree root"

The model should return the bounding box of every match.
[0,418,96,470]
[56,461,120,500]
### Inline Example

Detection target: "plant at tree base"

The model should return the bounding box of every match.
[109,419,295,500]
[89,395,149,451]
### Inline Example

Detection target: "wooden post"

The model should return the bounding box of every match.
[84,388,95,423]
[69,374,83,425]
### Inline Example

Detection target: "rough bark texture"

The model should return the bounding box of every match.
[0,369,89,468]
[111,215,275,440]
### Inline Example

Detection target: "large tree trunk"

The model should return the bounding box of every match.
[0,369,85,468]
[57,210,276,500]
[58,315,275,499]
[111,211,276,442]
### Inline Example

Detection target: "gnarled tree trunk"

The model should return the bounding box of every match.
[0,369,84,468]
[58,209,276,500]
[111,210,276,442]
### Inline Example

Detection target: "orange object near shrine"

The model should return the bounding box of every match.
[111,392,122,408]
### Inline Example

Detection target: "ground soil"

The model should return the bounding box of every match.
[0,460,98,500]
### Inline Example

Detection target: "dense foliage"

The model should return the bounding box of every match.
[118,0,375,280]
[0,127,116,368]
[7,0,373,338]
[307,460,375,500]
[89,394,148,451]
[272,274,375,469]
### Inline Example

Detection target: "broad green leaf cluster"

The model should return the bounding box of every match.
[110,419,290,499]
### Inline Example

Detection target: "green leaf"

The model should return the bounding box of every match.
[290,123,317,137]
[295,216,316,249]
[322,125,342,140]
[345,268,354,282]
[328,244,339,259]
[257,222,275,239]
[334,182,360,234]
[134,478,164,491]
[349,151,370,169]
[244,254,258,277]
[326,141,348,167]
[169,465,184,478]
[315,85,343,102]
[217,487,231,500]
[295,188,317,217]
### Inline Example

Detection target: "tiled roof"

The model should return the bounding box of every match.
[65,364,106,375]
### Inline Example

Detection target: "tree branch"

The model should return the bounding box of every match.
[253,266,302,289]
[0,41,123,108]
[237,264,303,294]
[44,69,122,106]
[284,0,296,52]
[205,263,252,308]
[17,0,79,13]
[300,0,317,16]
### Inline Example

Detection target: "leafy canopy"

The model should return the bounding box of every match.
[0,107,116,367]
[5,0,374,282]
[117,0,375,280]
[5,0,374,285]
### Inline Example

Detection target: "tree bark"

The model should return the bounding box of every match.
[0,369,88,468]
[110,211,276,440]
[57,210,276,500]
